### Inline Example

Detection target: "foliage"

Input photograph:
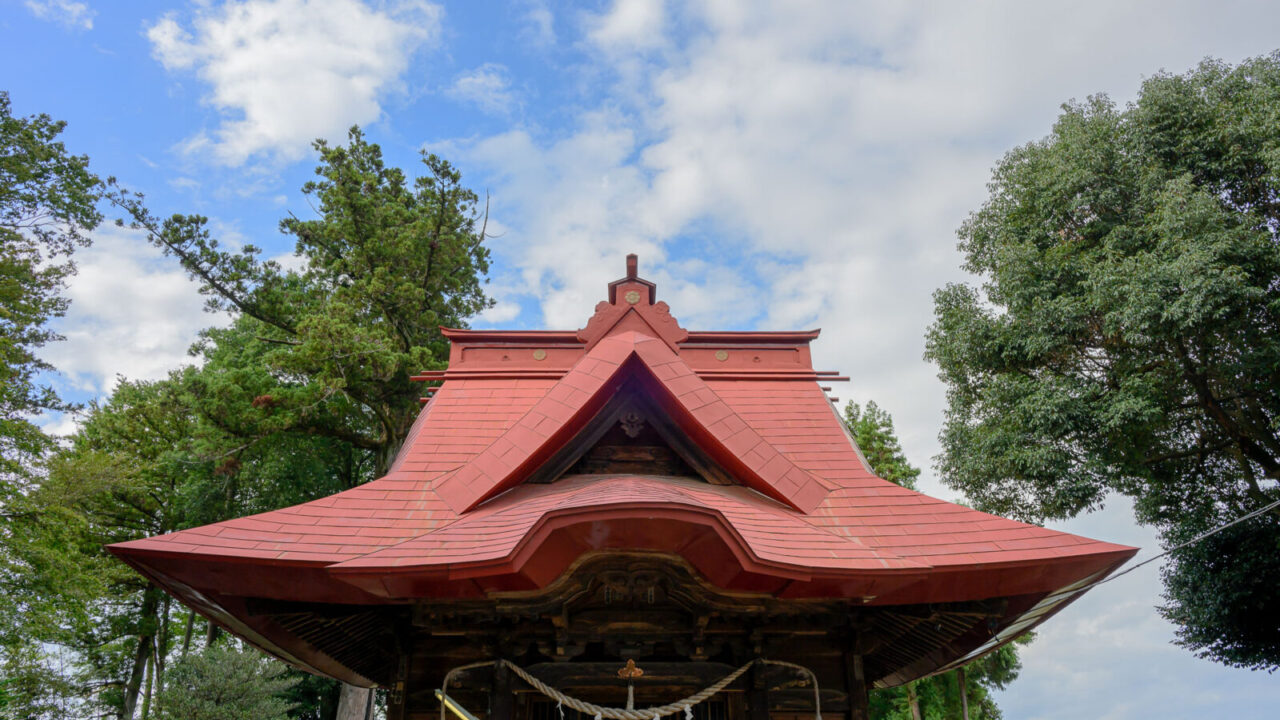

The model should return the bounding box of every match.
[1,376,208,718]
[0,91,102,720]
[154,645,298,720]
[1160,516,1280,669]
[843,401,921,490]
[925,53,1280,670]
[0,90,100,484]
[281,673,343,720]
[1,363,370,718]
[111,126,492,475]
[868,641,1026,720]
[842,401,1026,719]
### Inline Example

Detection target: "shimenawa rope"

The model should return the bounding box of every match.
[439,658,822,720]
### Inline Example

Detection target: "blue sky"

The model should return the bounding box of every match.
[6,1,1280,717]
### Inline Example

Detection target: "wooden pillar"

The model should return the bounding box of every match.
[747,663,770,720]
[387,633,412,720]
[387,687,405,720]
[336,687,372,720]
[844,652,870,720]
[489,662,515,720]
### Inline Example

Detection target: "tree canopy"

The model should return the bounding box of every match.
[926,54,1280,670]
[154,645,298,720]
[112,126,492,476]
[0,91,100,486]
[843,401,921,490]
[0,92,104,720]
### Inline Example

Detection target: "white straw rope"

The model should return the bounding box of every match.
[502,658,752,720]
[438,658,822,720]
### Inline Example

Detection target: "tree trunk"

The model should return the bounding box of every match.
[906,682,922,720]
[180,611,195,660]
[155,596,171,696]
[374,435,402,479]
[335,685,372,720]
[121,587,161,720]
[139,645,154,720]
[957,667,970,720]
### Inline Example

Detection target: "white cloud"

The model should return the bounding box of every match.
[24,0,94,30]
[447,63,517,115]
[39,225,227,396]
[587,0,666,51]
[517,0,555,47]
[146,0,442,166]
[463,110,669,328]
[269,250,308,273]
[33,410,82,439]
[477,300,522,325]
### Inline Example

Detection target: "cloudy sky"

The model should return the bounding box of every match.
[5,1,1279,717]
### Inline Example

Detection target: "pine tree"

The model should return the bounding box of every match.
[154,645,298,720]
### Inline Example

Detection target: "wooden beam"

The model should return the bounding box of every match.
[521,662,738,690]
[844,652,869,720]
[748,663,770,720]
[489,663,514,720]
[388,634,411,720]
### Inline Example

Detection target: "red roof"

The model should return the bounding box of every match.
[108,256,1135,685]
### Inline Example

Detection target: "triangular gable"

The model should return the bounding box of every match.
[522,373,733,485]
[431,330,830,514]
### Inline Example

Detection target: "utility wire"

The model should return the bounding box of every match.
[1090,496,1280,589]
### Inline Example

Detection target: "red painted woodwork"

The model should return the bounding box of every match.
[108,256,1137,687]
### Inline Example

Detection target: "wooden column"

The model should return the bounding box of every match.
[387,650,410,720]
[747,663,770,720]
[388,628,413,720]
[844,652,870,720]
[489,662,515,720]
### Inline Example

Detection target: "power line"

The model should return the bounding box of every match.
[1091,496,1280,589]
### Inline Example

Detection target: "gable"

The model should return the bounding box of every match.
[430,331,830,514]
[526,374,734,485]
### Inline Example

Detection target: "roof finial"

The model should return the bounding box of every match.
[626,253,638,280]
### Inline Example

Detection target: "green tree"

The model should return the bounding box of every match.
[154,645,297,720]
[1,361,357,718]
[842,401,1025,720]
[843,401,921,489]
[111,127,492,477]
[0,91,100,485]
[3,377,210,719]
[0,91,102,720]
[925,54,1280,670]
[2,359,373,719]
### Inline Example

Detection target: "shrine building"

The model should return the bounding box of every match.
[109,256,1136,719]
